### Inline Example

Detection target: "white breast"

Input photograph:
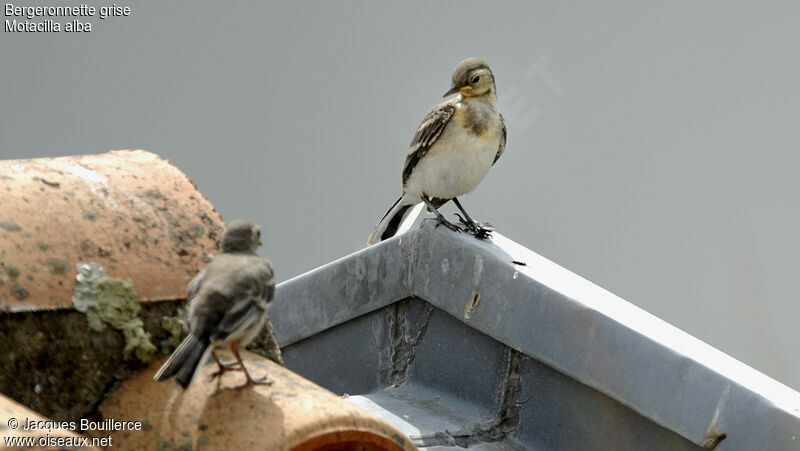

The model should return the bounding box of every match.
[404,101,502,200]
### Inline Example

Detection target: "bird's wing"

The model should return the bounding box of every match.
[213,259,275,341]
[184,268,207,332]
[186,268,206,301]
[402,100,457,185]
[186,257,274,342]
[187,288,231,340]
[493,113,507,165]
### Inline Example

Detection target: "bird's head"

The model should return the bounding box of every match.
[220,219,262,253]
[444,57,495,98]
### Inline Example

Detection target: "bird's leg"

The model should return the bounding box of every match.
[209,351,241,379]
[231,344,272,388]
[452,197,478,231]
[422,196,460,233]
[216,353,243,370]
[452,197,493,239]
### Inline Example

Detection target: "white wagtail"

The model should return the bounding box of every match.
[154,220,275,389]
[367,57,506,245]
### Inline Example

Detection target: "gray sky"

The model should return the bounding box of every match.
[2,1,799,391]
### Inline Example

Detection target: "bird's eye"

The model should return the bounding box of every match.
[471,75,480,84]
[256,230,261,237]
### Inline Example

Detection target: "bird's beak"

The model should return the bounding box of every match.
[443,85,473,98]
[443,86,460,98]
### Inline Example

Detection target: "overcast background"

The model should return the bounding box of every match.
[2,2,798,391]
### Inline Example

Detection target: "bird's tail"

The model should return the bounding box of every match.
[153,333,212,389]
[367,196,423,245]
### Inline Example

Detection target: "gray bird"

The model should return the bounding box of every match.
[154,220,275,389]
[367,57,506,245]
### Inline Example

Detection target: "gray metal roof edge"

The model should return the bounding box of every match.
[271,231,416,345]
[271,221,800,449]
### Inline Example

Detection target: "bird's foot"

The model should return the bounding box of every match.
[454,213,474,231]
[220,360,242,370]
[473,225,494,240]
[454,214,494,239]
[210,370,220,380]
[235,374,273,390]
[434,216,461,233]
[209,361,242,380]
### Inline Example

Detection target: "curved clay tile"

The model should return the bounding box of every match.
[0,150,224,312]
[96,351,417,450]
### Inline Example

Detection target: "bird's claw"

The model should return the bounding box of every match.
[434,217,461,233]
[252,375,272,385]
[209,361,242,380]
[474,221,494,233]
[453,214,494,239]
[210,368,233,380]
[472,221,494,240]
[236,375,273,389]
[454,213,471,230]
[474,226,494,240]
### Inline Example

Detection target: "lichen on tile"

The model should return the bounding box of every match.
[72,262,157,362]
[160,304,187,354]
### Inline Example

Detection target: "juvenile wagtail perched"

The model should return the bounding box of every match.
[154,220,275,389]
[367,57,506,245]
